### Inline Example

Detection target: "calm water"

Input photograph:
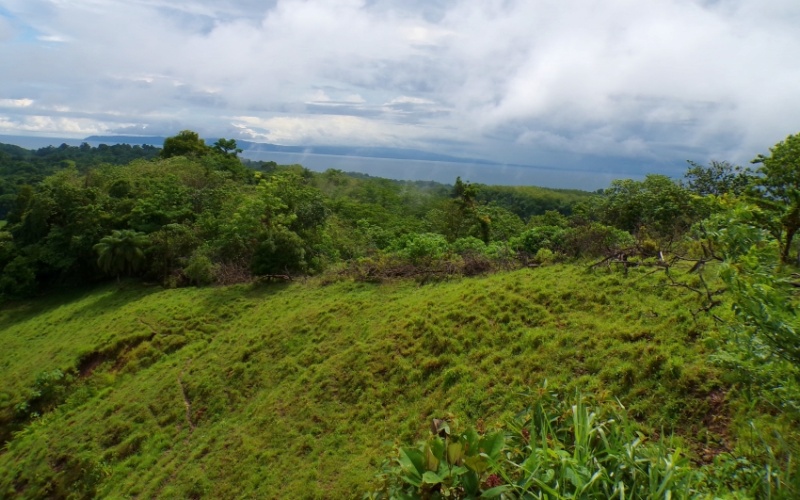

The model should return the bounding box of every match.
[1,135,630,190]
[242,151,625,191]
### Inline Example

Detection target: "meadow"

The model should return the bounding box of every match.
[2,262,789,498]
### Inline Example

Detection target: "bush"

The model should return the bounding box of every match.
[0,255,39,299]
[512,226,565,255]
[394,233,450,265]
[561,223,634,257]
[534,247,555,264]
[252,227,307,275]
[183,251,215,286]
[451,236,487,256]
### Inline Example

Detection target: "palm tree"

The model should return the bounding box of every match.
[93,229,150,280]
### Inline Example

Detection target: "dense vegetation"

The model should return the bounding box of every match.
[0,141,159,219]
[1,131,799,498]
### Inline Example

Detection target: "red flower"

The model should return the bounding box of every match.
[485,474,503,488]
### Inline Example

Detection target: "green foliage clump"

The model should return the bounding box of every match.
[561,223,635,258]
[94,229,150,279]
[374,390,789,499]
[596,174,700,241]
[0,141,159,219]
[512,226,565,255]
[183,250,215,286]
[394,233,450,265]
[697,200,800,414]
[750,132,800,263]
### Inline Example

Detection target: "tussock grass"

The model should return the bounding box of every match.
[0,264,760,497]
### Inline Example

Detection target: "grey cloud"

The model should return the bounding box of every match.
[1,0,799,174]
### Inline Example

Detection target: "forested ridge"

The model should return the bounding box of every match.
[1,131,799,498]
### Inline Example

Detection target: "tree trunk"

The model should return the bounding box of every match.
[783,226,798,263]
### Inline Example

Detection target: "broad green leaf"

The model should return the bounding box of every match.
[399,447,425,479]
[425,444,440,471]
[481,485,512,498]
[480,432,505,460]
[447,441,464,465]
[461,470,479,496]
[465,428,480,456]
[422,471,443,485]
[464,455,488,474]
[430,436,446,461]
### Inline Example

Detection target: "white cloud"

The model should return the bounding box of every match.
[1,0,800,172]
[0,114,136,136]
[37,34,69,43]
[0,98,34,108]
[384,96,435,106]
[231,113,455,147]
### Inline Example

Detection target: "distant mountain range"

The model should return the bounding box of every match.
[83,135,496,166]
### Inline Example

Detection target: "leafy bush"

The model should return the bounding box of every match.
[452,237,487,256]
[512,226,565,255]
[0,254,39,298]
[534,247,555,264]
[561,223,634,257]
[183,250,215,286]
[394,233,450,265]
[14,369,73,420]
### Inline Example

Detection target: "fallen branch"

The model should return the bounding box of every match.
[255,274,293,283]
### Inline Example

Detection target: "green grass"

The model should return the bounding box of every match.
[0,264,781,497]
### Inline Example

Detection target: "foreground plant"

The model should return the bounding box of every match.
[370,389,791,499]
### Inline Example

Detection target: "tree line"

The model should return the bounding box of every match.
[2,131,799,293]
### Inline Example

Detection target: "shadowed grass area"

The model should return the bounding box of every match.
[0,264,779,498]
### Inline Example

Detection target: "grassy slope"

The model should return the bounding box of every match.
[1,264,729,498]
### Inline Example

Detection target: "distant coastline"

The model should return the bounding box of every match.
[0,134,635,190]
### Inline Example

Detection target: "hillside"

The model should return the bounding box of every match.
[0,264,756,498]
[2,132,800,497]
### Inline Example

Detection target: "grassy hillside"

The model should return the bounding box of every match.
[0,264,779,497]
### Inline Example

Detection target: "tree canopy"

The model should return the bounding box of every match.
[751,132,800,263]
[160,130,210,159]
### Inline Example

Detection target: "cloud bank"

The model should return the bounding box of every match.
[1,0,799,174]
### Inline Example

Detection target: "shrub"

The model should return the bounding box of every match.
[451,236,487,256]
[512,226,565,255]
[394,233,450,265]
[561,223,634,257]
[183,251,215,286]
[534,247,555,264]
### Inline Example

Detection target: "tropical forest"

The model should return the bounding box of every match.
[1,130,800,499]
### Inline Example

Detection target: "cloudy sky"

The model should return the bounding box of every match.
[1,0,799,175]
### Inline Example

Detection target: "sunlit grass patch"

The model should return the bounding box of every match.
[0,264,790,497]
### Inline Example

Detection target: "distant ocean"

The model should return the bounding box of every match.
[1,135,629,190]
[242,151,623,191]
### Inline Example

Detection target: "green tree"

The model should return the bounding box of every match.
[684,160,752,196]
[93,230,150,280]
[212,138,242,158]
[601,175,697,241]
[161,130,210,159]
[431,177,490,243]
[698,201,800,411]
[751,132,800,263]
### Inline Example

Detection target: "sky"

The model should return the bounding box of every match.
[1,0,799,176]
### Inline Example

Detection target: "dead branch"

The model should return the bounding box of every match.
[255,274,293,283]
